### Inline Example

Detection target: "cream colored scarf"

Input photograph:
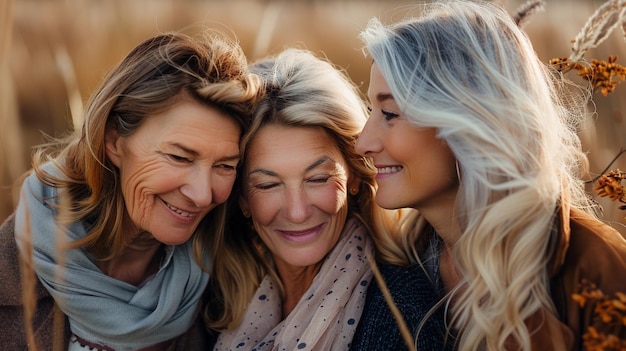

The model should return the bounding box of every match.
[214,218,373,351]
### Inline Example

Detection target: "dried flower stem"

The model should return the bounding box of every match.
[590,149,626,184]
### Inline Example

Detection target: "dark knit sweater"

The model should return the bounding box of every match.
[350,262,448,351]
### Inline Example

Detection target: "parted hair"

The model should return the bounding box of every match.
[360,1,593,350]
[24,31,261,265]
[203,48,401,331]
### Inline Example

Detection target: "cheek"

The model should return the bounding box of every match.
[312,182,348,214]
[383,135,413,163]
[121,164,164,204]
[246,192,281,226]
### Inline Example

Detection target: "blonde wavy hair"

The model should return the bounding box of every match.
[203,48,401,331]
[360,1,594,350]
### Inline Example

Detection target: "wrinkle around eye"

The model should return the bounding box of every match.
[167,154,192,163]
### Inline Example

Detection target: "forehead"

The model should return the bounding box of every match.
[246,124,346,169]
[367,63,393,102]
[134,99,242,155]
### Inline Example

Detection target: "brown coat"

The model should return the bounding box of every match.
[0,213,209,351]
[529,207,626,350]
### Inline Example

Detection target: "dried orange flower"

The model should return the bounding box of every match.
[550,56,626,96]
[595,169,626,219]
[575,279,626,350]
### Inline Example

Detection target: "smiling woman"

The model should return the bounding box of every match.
[0,31,261,351]
[202,48,403,351]
[353,1,626,350]
[104,96,242,247]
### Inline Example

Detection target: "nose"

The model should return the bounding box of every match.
[355,119,382,156]
[284,186,312,224]
[180,168,213,208]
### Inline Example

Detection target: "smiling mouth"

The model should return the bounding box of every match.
[164,201,195,218]
[278,223,324,242]
[377,166,403,174]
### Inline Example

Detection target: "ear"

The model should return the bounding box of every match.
[104,125,123,168]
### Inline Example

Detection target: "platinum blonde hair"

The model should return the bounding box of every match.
[360,1,593,350]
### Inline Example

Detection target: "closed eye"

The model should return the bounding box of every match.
[255,182,279,190]
[382,110,399,121]
[168,154,191,163]
[216,163,236,171]
[308,175,330,184]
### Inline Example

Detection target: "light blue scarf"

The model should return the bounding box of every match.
[15,163,209,350]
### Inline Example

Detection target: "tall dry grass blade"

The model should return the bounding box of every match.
[52,304,65,351]
[55,47,84,132]
[18,205,39,351]
[622,8,626,42]
[0,0,23,220]
[251,0,283,60]
[512,0,545,28]
[569,0,626,62]
[0,0,13,66]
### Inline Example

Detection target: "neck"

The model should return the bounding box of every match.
[417,190,463,292]
[419,190,462,247]
[274,260,322,319]
[98,233,164,286]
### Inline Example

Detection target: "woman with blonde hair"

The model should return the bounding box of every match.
[353,1,626,350]
[1,31,260,350]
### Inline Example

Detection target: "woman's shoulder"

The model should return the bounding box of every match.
[352,262,447,351]
[567,208,626,272]
[377,262,434,287]
[370,262,439,307]
[0,213,24,305]
[0,212,50,304]
[549,208,626,350]
[554,207,626,306]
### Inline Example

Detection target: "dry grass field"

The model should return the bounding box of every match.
[2,0,625,234]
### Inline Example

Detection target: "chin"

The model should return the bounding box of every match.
[156,233,194,246]
[375,197,401,210]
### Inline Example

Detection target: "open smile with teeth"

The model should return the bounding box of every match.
[165,201,195,218]
[377,166,403,174]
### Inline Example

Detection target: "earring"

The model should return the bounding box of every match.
[349,185,359,196]
[242,209,250,218]
[455,160,462,184]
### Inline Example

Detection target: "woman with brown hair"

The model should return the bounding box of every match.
[1,31,260,350]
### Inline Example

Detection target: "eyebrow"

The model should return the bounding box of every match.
[375,93,395,103]
[170,142,240,162]
[248,156,334,177]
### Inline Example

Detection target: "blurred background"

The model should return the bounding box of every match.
[1,0,625,234]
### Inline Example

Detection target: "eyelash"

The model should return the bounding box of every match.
[366,105,399,122]
[256,183,276,190]
[216,164,236,171]
[168,154,191,163]
[254,176,331,190]
[382,110,399,121]
[308,176,330,184]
